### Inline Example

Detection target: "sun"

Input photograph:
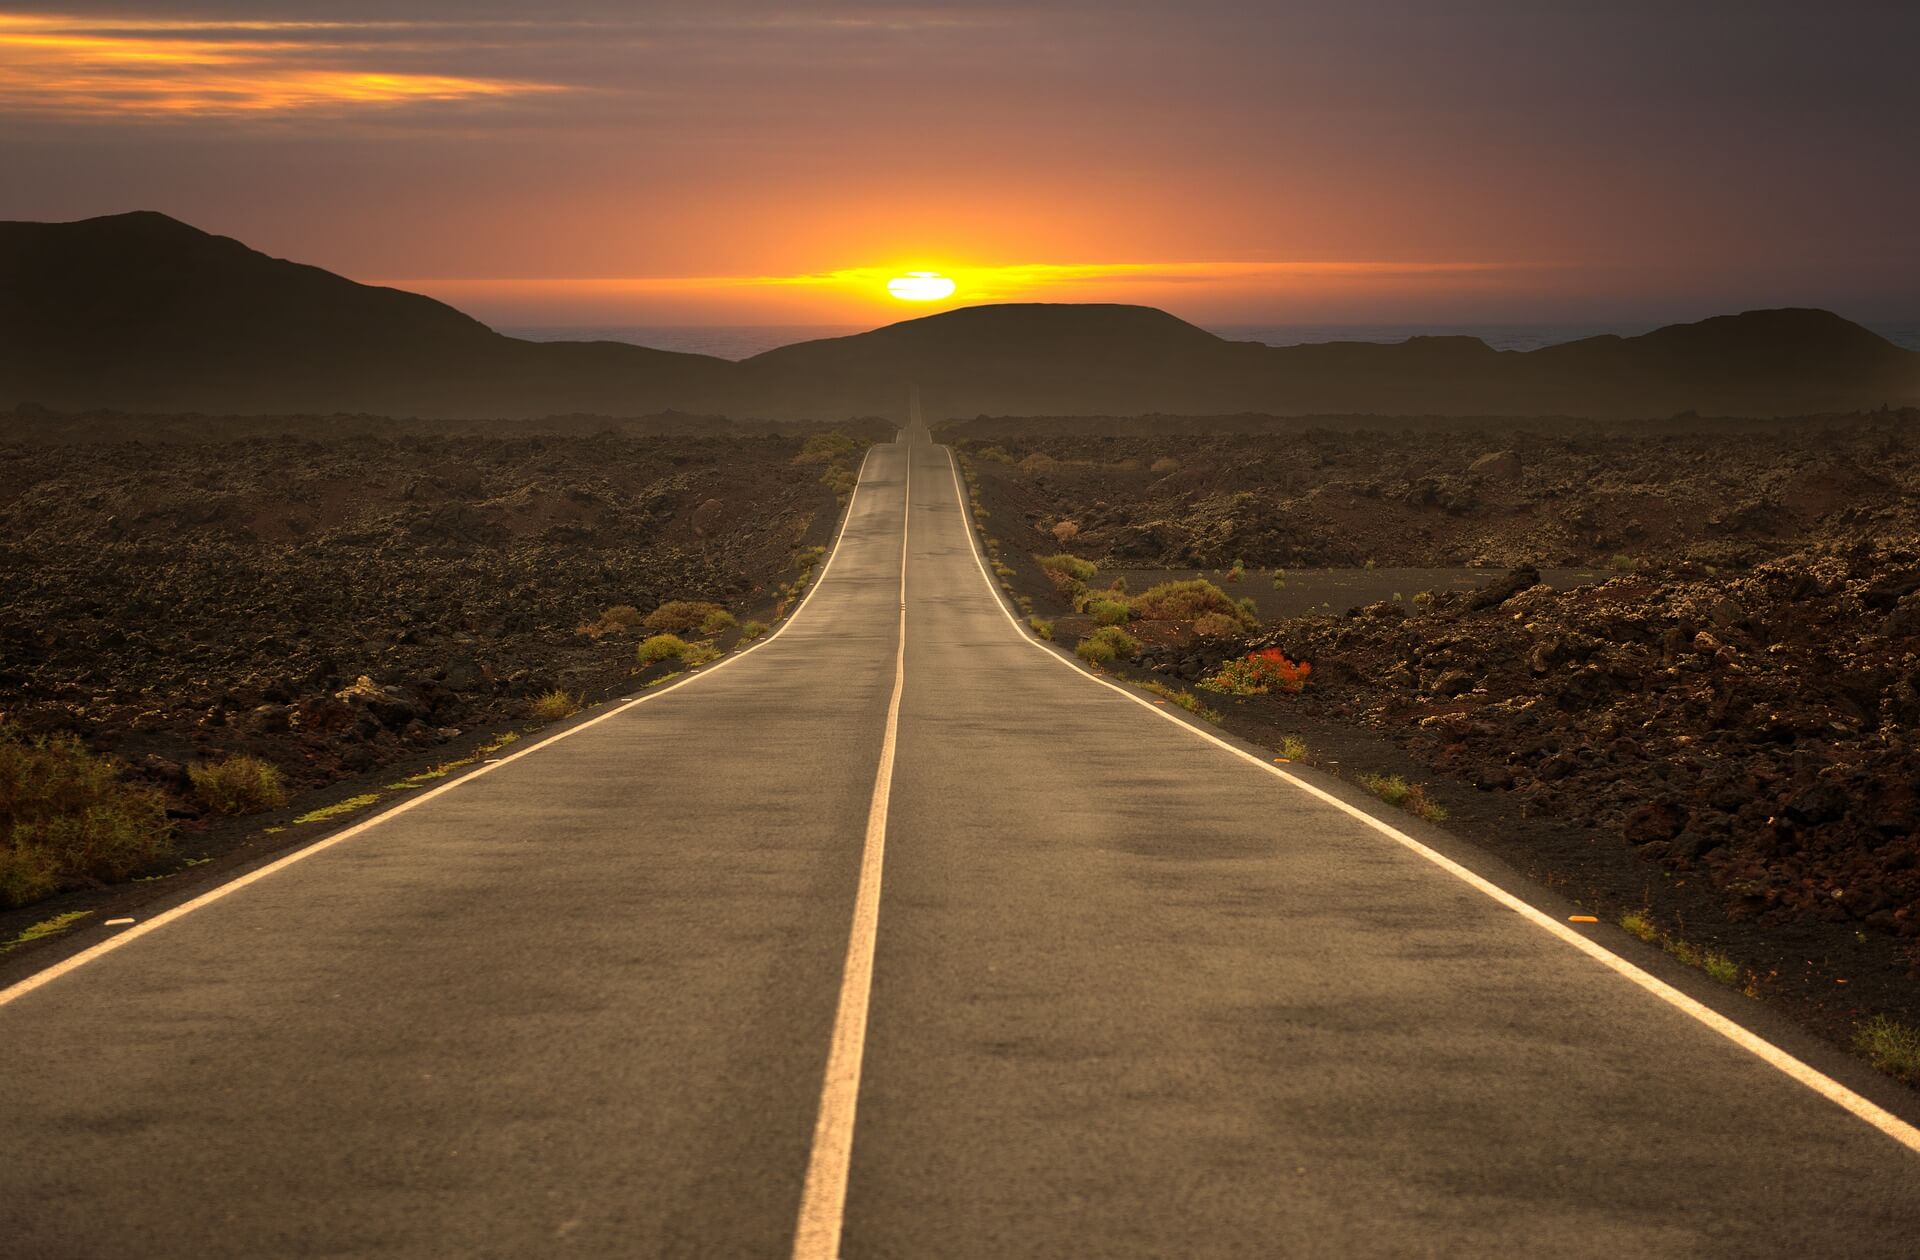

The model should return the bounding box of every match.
[886,270,957,301]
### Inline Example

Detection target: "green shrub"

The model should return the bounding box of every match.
[1130,579,1255,627]
[740,619,771,641]
[188,754,288,815]
[0,725,173,908]
[794,430,860,464]
[1276,734,1309,761]
[1856,1015,1920,1084]
[1074,625,1140,665]
[643,601,730,635]
[637,634,692,665]
[699,608,738,636]
[1028,616,1054,640]
[1036,553,1097,583]
[1088,599,1133,626]
[682,642,722,667]
[530,689,581,722]
[1356,771,1448,822]
[1075,635,1117,665]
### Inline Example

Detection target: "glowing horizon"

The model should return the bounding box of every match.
[3,4,1912,325]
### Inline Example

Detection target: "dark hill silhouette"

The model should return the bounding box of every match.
[3,212,1915,421]
[0,211,735,417]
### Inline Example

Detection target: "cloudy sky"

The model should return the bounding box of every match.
[2,1,1914,327]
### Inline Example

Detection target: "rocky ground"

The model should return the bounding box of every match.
[942,410,1920,569]
[953,412,1920,1068]
[0,411,881,824]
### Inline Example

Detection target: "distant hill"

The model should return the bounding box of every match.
[4,212,1916,421]
[0,211,735,417]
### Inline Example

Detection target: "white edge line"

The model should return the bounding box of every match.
[790,433,910,1260]
[942,445,1920,1157]
[0,444,885,1011]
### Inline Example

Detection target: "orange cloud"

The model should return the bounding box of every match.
[0,14,561,116]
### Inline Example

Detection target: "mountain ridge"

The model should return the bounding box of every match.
[4,212,1915,421]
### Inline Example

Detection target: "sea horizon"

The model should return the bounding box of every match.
[504,319,1920,360]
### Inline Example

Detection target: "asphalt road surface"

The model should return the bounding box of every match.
[4,424,1919,1259]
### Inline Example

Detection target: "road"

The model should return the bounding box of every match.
[3,424,1919,1259]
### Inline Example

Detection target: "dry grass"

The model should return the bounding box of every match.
[1356,772,1449,823]
[1276,734,1309,761]
[188,754,288,815]
[530,689,581,721]
[643,600,731,636]
[291,793,381,826]
[1855,1015,1920,1084]
[1,724,174,908]
[577,604,644,638]
[1135,679,1223,722]
[1,909,91,953]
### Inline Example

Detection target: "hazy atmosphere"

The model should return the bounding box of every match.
[5,4,1920,1257]
[4,1,1917,325]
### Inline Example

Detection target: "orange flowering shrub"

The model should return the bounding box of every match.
[1201,648,1311,695]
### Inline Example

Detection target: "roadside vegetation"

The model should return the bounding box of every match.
[1074,626,1139,666]
[1134,679,1223,722]
[1274,734,1309,762]
[0,724,174,908]
[529,689,581,722]
[1201,648,1311,695]
[1355,771,1449,823]
[637,634,721,668]
[1855,1015,1920,1085]
[188,755,288,815]
[794,430,864,504]
[1619,909,1742,988]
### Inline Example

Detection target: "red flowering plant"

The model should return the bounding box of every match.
[1199,647,1311,695]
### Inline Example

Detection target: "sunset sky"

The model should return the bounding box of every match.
[2,2,1915,329]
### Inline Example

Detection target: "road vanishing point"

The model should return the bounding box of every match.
[4,419,1919,1259]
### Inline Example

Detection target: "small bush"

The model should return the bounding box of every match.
[1276,735,1309,761]
[1226,560,1246,583]
[1610,553,1638,572]
[530,690,581,722]
[1,725,174,907]
[637,634,692,665]
[794,430,860,464]
[1137,679,1222,722]
[1075,625,1140,665]
[1088,599,1133,626]
[1028,616,1054,640]
[1201,648,1311,695]
[578,604,644,638]
[1051,520,1079,542]
[1131,579,1255,629]
[1619,911,1658,943]
[740,619,771,642]
[1356,771,1447,822]
[188,755,288,815]
[682,642,722,667]
[1037,553,1097,583]
[699,608,738,636]
[1856,1015,1920,1084]
[1076,635,1117,665]
[643,601,731,635]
